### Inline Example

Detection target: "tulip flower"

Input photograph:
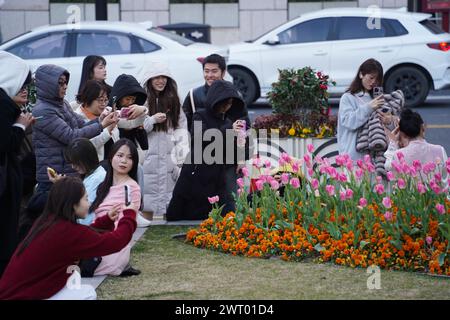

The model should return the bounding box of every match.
[359,198,368,207]
[426,236,433,246]
[307,144,314,153]
[382,197,392,209]
[208,196,220,204]
[311,178,319,190]
[397,178,406,189]
[435,203,445,215]
[281,173,289,185]
[270,179,280,191]
[290,178,300,189]
[325,184,335,196]
[237,178,244,188]
[386,171,394,181]
[255,179,264,191]
[396,151,405,162]
[241,166,249,177]
[384,211,393,221]
[374,184,385,195]
[345,188,354,199]
[417,182,426,194]
[339,191,347,201]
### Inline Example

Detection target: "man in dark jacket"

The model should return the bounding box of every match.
[0,51,34,277]
[167,80,249,221]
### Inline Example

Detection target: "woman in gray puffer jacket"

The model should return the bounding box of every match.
[21,65,116,240]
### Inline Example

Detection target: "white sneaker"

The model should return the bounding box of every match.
[136,212,152,228]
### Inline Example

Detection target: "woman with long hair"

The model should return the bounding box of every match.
[337,58,386,160]
[0,176,137,300]
[141,62,189,219]
[89,138,141,277]
[74,80,119,161]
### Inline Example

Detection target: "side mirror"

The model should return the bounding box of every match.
[264,36,280,46]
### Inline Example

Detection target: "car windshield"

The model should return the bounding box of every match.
[247,20,296,43]
[148,27,194,46]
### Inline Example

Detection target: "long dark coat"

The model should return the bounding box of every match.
[166,80,248,221]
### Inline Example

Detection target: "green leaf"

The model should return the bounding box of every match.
[314,244,325,252]
[389,240,403,251]
[438,253,447,267]
[359,241,369,250]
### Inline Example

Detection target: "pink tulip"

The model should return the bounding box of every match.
[292,161,300,173]
[374,184,385,195]
[364,154,372,165]
[303,154,311,166]
[382,197,392,209]
[386,171,395,181]
[255,180,264,191]
[356,159,364,169]
[412,160,422,171]
[338,173,348,183]
[241,166,249,177]
[281,173,289,185]
[391,160,403,173]
[208,196,220,204]
[281,152,291,164]
[290,177,300,189]
[345,188,354,199]
[359,198,368,207]
[417,182,426,194]
[237,188,243,196]
[396,151,405,162]
[426,236,433,246]
[366,163,375,173]
[355,168,364,180]
[336,155,346,166]
[325,185,335,196]
[423,162,436,175]
[434,172,442,182]
[278,158,286,166]
[264,159,271,168]
[384,211,393,221]
[252,157,262,168]
[345,160,353,171]
[432,186,442,195]
[311,178,319,190]
[397,178,406,189]
[270,179,280,190]
[307,168,314,177]
[435,203,445,215]
[339,191,347,201]
[307,144,314,153]
[376,176,382,184]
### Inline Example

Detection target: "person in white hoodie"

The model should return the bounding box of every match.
[141,62,189,219]
[0,51,34,277]
[337,58,386,160]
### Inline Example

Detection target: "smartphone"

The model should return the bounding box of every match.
[120,107,130,118]
[373,87,384,97]
[124,185,131,206]
[111,96,117,113]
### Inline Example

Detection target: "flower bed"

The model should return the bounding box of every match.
[186,148,450,275]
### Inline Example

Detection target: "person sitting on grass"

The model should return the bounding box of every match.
[0,176,137,300]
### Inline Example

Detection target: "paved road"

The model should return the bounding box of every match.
[247,90,450,154]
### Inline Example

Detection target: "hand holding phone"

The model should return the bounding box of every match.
[373,87,384,97]
[120,107,131,119]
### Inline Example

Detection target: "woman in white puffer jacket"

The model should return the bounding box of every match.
[141,62,189,218]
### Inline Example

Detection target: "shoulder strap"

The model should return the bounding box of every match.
[189,88,196,113]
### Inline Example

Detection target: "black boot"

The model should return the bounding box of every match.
[119,264,141,277]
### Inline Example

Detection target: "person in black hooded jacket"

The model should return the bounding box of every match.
[110,74,149,151]
[166,80,250,221]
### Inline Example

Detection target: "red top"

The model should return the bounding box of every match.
[0,209,136,300]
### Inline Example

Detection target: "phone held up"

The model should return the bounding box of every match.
[373,87,384,98]
[124,185,131,206]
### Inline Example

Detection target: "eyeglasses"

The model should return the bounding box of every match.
[96,97,109,104]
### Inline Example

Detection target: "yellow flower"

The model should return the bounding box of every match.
[288,128,296,136]
[302,127,312,134]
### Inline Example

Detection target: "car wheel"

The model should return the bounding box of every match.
[228,68,258,106]
[385,67,429,108]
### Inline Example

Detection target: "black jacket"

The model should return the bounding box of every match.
[182,84,209,132]
[0,88,25,275]
[110,74,148,150]
[166,80,248,221]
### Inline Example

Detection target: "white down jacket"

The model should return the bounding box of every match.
[142,110,189,215]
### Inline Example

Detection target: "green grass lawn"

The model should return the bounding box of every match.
[97,225,450,300]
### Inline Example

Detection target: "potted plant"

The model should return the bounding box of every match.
[252,67,338,167]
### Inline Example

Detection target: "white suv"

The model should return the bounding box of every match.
[227,8,450,107]
[0,21,226,102]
